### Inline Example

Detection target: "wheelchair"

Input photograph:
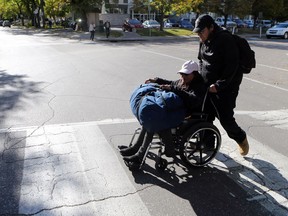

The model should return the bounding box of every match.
[123,89,222,171]
[124,112,221,171]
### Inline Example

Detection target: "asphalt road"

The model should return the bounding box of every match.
[0,27,287,215]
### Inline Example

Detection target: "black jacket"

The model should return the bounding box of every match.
[154,72,206,115]
[198,27,243,92]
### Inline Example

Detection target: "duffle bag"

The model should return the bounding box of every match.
[130,83,186,132]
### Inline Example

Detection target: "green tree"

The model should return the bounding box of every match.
[45,0,70,23]
[252,0,288,21]
[201,0,254,26]
[70,0,102,31]
[150,0,203,30]
[0,0,23,20]
[171,0,203,14]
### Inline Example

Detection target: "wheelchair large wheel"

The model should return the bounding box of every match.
[179,122,221,167]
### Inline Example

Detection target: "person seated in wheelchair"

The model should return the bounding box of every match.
[119,60,206,166]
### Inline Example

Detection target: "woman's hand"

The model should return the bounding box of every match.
[145,78,156,84]
[160,84,171,91]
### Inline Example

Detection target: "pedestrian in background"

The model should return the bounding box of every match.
[89,23,96,41]
[104,21,111,38]
[48,19,52,28]
[193,14,249,156]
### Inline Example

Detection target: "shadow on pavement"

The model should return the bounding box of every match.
[223,154,288,214]
[0,70,43,123]
[0,70,43,214]
[0,131,26,214]
[129,152,273,216]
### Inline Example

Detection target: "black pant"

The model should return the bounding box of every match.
[135,127,174,156]
[205,88,246,143]
[90,31,95,40]
[105,28,110,38]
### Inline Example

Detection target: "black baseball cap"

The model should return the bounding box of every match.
[193,14,215,33]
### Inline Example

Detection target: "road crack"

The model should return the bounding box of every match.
[25,184,155,215]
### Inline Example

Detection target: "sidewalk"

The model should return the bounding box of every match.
[64,27,261,42]
[9,26,261,42]
[77,27,199,42]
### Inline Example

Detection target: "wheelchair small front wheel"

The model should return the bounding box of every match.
[179,122,221,167]
[155,158,168,171]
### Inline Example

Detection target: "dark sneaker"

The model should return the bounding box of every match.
[120,146,139,156]
[123,155,142,163]
[118,145,128,150]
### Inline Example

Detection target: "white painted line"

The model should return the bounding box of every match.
[235,109,288,130]
[243,77,288,92]
[2,108,288,133]
[141,50,288,93]
[18,124,151,215]
[0,118,138,133]
[142,50,187,61]
[257,63,288,72]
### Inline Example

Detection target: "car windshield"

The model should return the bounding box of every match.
[129,19,140,24]
[150,21,158,24]
[274,23,288,28]
[168,19,177,23]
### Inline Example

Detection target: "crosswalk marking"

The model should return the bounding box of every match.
[213,120,288,214]
[235,109,288,130]
[1,111,287,215]
[16,123,150,215]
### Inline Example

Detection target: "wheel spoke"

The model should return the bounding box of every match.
[180,123,222,167]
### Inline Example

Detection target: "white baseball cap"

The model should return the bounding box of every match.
[178,60,199,74]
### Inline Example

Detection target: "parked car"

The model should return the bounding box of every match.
[2,20,11,27]
[215,17,237,28]
[178,19,193,29]
[260,20,272,28]
[233,19,247,28]
[164,19,179,27]
[142,20,160,28]
[122,19,143,32]
[0,20,4,26]
[164,20,173,28]
[266,23,288,39]
[243,19,254,28]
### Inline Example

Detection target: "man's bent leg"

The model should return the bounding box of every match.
[212,90,249,155]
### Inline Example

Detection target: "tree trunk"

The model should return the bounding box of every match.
[159,7,164,31]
